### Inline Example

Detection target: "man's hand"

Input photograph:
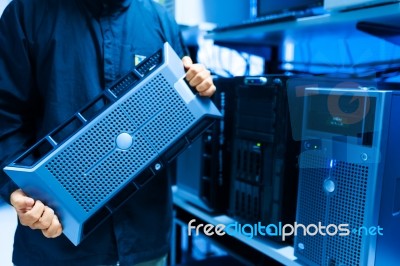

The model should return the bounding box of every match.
[182,56,216,97]
[10,189,62,238]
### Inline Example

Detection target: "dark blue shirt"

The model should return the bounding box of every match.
[0,0,187,265]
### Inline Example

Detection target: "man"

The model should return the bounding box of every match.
[0,0,215,265]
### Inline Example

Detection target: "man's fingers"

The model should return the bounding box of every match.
[187,69,211,88]
[185,64,204,82]
[184,62,216,97]
[10,189,63,238]
[11,189,46,227]
[42,215,63,238]
[198,83,216,97]
[31,206,54,230]
[21,200,45,227]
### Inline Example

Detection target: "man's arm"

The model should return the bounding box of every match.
[0,2,62,238]
[0,2,33,205]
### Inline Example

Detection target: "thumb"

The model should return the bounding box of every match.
[182,56,193,69]
[11,189,35,212]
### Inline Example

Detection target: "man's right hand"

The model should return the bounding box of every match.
[10,189,63,238]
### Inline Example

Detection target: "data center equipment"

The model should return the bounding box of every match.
[228,75,300,242]
[175,76,236,213]
[257,0,323,17]
[213,0,324,33]
[324,0,399,11]
[293,86,400,266]
[3,43,222,246]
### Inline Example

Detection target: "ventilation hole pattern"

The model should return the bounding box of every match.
[129,74,195,152]
[46,107,137,212]
[121,76,164,127]
[295,151,330,266]
[81,133,157,212]
[46,74,195,213]
[325,161,368,266]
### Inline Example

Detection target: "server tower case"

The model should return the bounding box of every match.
[3,43,221,246]
[294,87,400,266]
[228,75,300,242]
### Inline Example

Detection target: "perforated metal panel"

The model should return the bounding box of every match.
[295,151,329,266]
[131,74,195,152]
[46,107,138,212]
[325,161,368,266]
[295,150,369,266]
[46,74,196,213]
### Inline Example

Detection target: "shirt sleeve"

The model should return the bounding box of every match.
[0,2,36,204]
